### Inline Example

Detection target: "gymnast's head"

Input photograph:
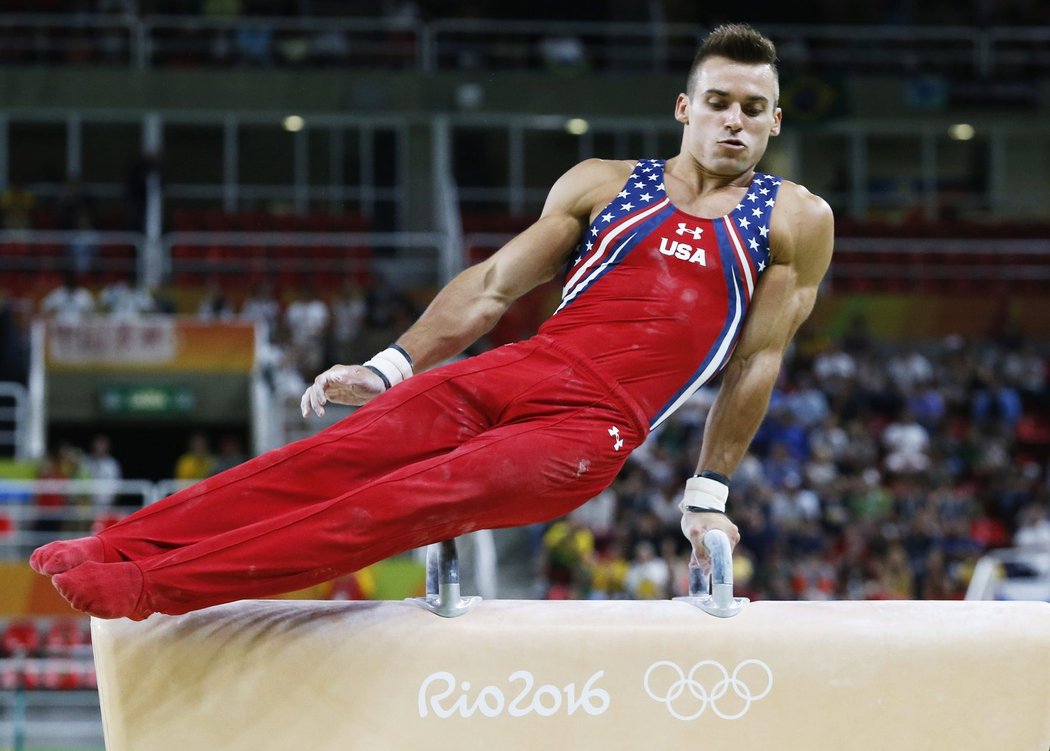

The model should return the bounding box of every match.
[675,24,783,173]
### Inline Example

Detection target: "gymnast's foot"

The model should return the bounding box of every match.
[29,536,105,576]
[52,561,150,620]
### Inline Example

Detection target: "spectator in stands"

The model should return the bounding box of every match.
[1014,503,1050,551]
[264,343,309,403]
[211,434,246,475]
[99,277,155,319]
[624,540,669,600]
[662,536,692,596]
[0,181,34,230]
[240,279,281,341]
[763,441,804,490]
[812,345,856,410]
[32,453,67,535]
[328,279,368,363]
[284,286,329,376]
[196,277,235,321]
[1005,343,1048,411]
[83,434,122,511]
[235,23,273,66]
[173,433,215,483]
[40,272,95,323]
[568,487,618,543]
[65,209,100,275]
[785,370,830,428]
[882,408,931,474]
[149,283,178,316]
[55,443,92,532]
[588,537,629,599]
[540,519,594,600]
[808,414,850,466]
[972,371,1023,429]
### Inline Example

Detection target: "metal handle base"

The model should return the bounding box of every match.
[407,538,482,618]
[673,529,748,618]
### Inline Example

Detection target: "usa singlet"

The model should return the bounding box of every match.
[537,158,782,429]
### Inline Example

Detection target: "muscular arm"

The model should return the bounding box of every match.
[697,183,834,476]
[398,160,632,370]
[679,183,833,560]
[395,213,580,372]
[303,159,628,414]
[399,159,629,370]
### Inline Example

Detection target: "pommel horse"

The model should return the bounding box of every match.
[92,531,1050,751]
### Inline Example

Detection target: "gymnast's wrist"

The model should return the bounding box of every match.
[362,344,414,390]
[678,471,730,514]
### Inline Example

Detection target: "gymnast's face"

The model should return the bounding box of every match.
[675,56,782,176]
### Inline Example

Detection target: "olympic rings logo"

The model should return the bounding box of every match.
[643,659,773,720]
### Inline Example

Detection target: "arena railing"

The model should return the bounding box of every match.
[1,14,1047,77]
[3,108,1048,251]
[829,236,1050,288]
[0,479,155,558]
[0,229,147,283]
[0,684,104,750]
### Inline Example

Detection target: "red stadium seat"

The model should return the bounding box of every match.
[2,620,42,657]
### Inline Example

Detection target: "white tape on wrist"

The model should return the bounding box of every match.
[362,346,414,390]
[677,475,729,514]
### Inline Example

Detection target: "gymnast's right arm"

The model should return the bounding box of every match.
[301,159,620,417]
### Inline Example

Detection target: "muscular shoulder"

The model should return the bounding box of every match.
[769,180,834,283]
[541,158,634,223]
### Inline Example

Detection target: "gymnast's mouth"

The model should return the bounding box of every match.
[718,138,746,150]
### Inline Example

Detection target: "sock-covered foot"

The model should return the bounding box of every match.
[29,537,105,576]
[52,561,149,620]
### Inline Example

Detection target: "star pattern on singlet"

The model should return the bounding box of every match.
[571,160,669,266]
[609,160,666,221]
[575,160,780,275]
[732,172,780,272]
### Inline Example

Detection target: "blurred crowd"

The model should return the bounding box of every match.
[7,305,1050,604]
[13,272,1050,604]
[29,269,420,393]
[535,318,1050,602]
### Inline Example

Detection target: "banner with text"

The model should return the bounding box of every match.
[46,318,255,373]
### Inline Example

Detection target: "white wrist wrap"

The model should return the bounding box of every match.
[678,475,729,514]
[362,346,413,389]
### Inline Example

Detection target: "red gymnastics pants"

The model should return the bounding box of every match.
[92,335,650,615]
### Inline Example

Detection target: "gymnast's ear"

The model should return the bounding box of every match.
[674,94,690,125]
[770,106,783,136]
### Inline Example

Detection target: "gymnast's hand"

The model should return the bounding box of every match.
[680,511,740,573]
[677,473,739,572]
[301,364,385,417]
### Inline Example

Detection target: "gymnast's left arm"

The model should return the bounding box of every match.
[681,183,834,558]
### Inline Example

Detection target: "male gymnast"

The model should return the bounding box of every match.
[32,23,833,619]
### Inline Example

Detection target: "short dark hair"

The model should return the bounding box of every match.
[687,23,778,94]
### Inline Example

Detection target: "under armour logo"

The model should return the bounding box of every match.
[608,426,624,451]
[675,223,704,240]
